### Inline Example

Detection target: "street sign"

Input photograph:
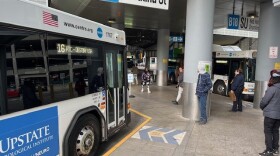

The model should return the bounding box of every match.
[169,36,184,43]
[227,14,259,32]
[227,14,240,30]
[269,47,278,59]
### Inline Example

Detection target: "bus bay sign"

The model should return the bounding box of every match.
[227,14,259,32]
[102,0,169,10]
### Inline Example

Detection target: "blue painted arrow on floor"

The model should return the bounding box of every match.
[135,126,186,145]
[164,130,185,145]
[139,126,159,141]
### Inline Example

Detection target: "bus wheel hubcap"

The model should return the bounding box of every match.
[218,85,224,93]
[76,126,95,155]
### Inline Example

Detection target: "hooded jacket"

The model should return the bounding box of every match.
[196,72,212,97]
[260,83,280,119]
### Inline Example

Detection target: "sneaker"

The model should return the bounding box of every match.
[148,90,151,94]
[172,101,178,105]
[272,149,279,155]
[259,150,273,156]
[141,89,144,92]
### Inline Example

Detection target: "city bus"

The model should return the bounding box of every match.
[0,0,130,156]
[212,46,257,100]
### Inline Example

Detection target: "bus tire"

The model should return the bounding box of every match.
[213,81,226,96]
[68,114,100,156]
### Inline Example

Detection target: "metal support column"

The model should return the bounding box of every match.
[254,1,280,108]
[156,29,169,86]
[11,44,20,89]
[182,0,215,120]
[40,35,50,88]
[67,39,74,83]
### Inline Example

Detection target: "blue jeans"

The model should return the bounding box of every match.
[198,95,207,122]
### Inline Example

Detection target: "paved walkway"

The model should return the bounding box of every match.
[111,84,266,156]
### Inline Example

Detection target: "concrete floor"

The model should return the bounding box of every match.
[109,84,267,156]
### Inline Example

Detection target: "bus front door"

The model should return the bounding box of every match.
[105,50,126,131]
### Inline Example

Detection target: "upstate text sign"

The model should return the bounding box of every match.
[0,107,59,156]
[227,14,259,32]
[102,0,169,10]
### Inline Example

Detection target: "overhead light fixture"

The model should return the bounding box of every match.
[108,18,116,24]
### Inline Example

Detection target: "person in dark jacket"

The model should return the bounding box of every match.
[22,79,41,109]
[92,67,104,93]
[230,68,245,112]
[259,70,280,156]
[196,65,212,125]
[75,75,86,96]
[172,67,184,105]
[141,67,151,93]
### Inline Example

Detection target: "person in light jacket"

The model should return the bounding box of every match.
[259,70,280,156]
[196,65,212,125]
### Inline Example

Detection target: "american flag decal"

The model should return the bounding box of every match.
[43,11,58,27]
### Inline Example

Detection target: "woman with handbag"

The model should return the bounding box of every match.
[230,68,244,112]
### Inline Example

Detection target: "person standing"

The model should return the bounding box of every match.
[22,79,41,109]
[141,67,151,93]
[196,65,212,125]
[131,64,139,85]
[75,75,86,96]
[230,68,245,112]
[172,67,184,105]
[92,67,104,93]
[259,70,280,156]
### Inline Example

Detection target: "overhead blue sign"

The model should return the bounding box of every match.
[0,107,59,156]
[170,36,184,43]
[227,14,240,30]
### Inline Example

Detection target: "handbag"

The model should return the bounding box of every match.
[228,91,236,102]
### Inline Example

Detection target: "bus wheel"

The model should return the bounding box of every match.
[214,81,226,96]
[69,114,100,156]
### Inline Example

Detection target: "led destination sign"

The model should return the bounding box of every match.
[57,43,94,54]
